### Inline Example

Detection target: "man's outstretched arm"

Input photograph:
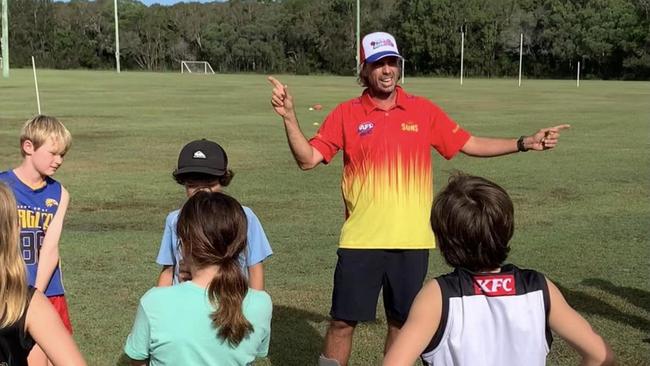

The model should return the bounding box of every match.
[268,76,323,170]
[462,124,570,157]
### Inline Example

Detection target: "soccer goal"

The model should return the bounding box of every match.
[180,60,215,74]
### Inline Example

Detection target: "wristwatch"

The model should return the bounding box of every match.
[517,136,528,152]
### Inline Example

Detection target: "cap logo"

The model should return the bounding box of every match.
[193,150,207,159]
[371,39,395,49]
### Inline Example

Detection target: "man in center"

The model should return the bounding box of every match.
[269,32,568,366]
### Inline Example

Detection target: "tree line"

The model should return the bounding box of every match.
[4,0,649,79]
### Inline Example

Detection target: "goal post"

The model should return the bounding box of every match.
[180,60,215,74]
[2,0,8,78]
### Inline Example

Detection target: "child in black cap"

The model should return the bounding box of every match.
[155,139,272,289]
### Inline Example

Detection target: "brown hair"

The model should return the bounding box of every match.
[0,183,28,327]
[177,191,251,346]
[430,173,514,272]
[173,171,235,188]
[20,115,72,157]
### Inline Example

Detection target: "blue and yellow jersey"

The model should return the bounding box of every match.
[0,170,65,296]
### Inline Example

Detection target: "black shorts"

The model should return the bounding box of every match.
[330,248,429,324]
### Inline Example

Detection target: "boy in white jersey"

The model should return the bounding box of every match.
[383,173,615,366]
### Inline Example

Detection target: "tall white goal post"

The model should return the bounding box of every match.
[2,0,8,78]
[181,61,215,74]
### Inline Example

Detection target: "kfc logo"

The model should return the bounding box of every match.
[473,274,516,296]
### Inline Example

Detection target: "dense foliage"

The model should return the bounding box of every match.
[4,0,649,79]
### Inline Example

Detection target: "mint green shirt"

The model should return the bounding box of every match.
[124,282,272,365]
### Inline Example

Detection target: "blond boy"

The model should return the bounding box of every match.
[0,115,73,365]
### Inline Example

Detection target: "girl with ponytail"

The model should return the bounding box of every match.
[0,183,85,366]
[125,191,272,365]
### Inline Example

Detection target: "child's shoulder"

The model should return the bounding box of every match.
[140,285,171,301]
[47,176,61,185]
[140,282,191,306]
[244,289,272,316]
[137,285,186,316]
[165,209,181,222]
[504,264,547,281]
[49,177,68,194]
[0,171,64,193]
[45,177,68,203]
[0,169,17,184]
[241,205,265,223]
[0,171,14,191]
[247,288,271,302]
[241,205,255,215]
[434,265,548,295]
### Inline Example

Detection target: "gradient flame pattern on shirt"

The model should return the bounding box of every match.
[340,143,435,248]
[310,87,470,249]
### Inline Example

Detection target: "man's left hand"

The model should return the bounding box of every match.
[526,124,571,151]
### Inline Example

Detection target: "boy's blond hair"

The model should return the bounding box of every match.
[0,183,28,327]
[20,115,72,157]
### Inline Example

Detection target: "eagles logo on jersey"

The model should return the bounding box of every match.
[45,198,59,207]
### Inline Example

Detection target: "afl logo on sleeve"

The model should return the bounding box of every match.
[472,274,516,296]
[357,121,375,136]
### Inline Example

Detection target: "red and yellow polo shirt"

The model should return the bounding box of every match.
[309,86,470,249]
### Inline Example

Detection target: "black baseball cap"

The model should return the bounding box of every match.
[173,139,228,178]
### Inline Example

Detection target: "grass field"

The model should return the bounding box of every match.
[0,70,648,365]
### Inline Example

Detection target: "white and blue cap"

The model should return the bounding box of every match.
[360,32,402,65]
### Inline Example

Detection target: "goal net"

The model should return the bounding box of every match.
[180,61,215,74]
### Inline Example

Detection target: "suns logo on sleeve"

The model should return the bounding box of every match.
[45,198,59,207]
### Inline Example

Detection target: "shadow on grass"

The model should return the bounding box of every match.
[556,281,650,333]
[268,305,327,365]
[116,353,130,366]
[581,278,650,313]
